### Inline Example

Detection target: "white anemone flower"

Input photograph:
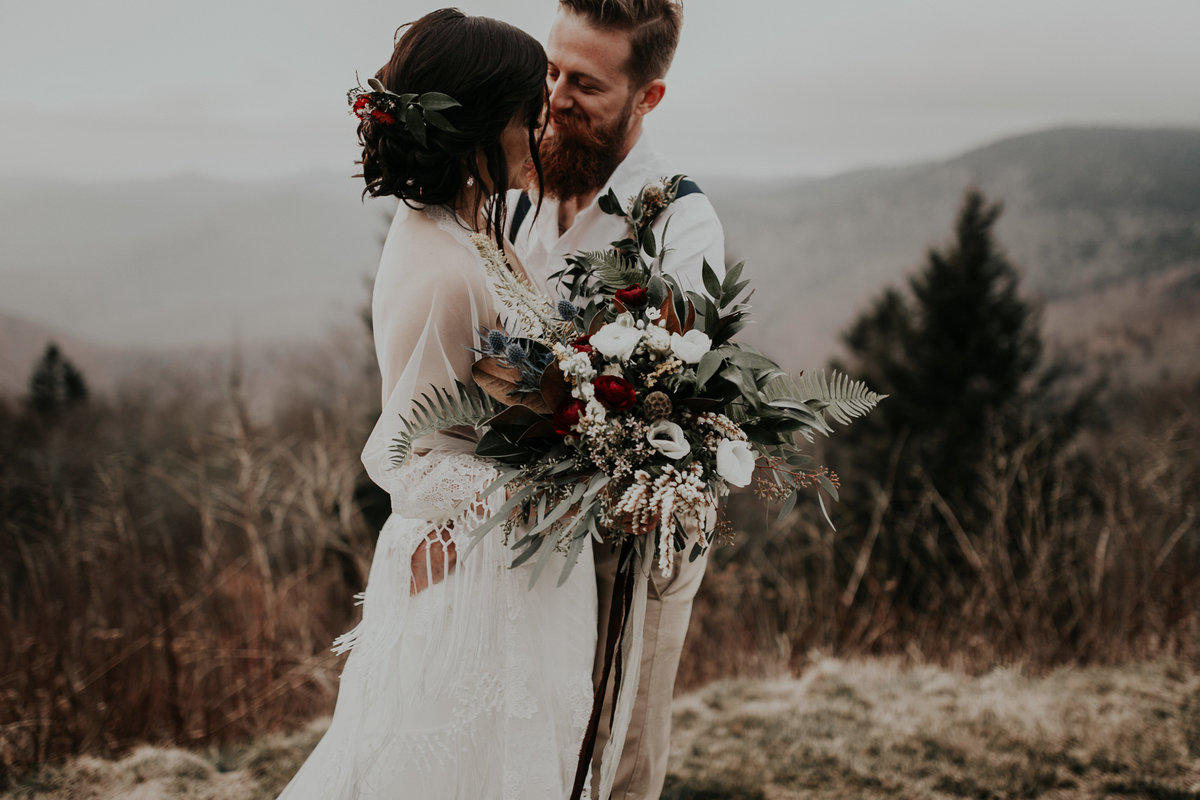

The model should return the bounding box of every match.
[590,313,642,362]
[715,439,756,486]
[646,420,691,460]
[669,329,712,364]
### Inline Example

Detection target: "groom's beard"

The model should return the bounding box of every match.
[538,103,634,200]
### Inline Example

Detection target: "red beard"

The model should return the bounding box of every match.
[538,103,633,200]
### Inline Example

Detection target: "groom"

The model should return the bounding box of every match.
[510,1,725,797]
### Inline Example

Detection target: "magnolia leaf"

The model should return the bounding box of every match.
[488,403,544,430]
[658,285,683,335]
[517,420,560,441]
[587,313,607,335]
[539,363,570,411]
[472,357,524,406]
[475,429,526,459]
[683,298,696,332]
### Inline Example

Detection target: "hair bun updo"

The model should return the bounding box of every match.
[354,8,547,237]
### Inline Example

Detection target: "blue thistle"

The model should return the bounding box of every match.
[556,300,580,320]
[487,330,509,354]
[504,342,529,365]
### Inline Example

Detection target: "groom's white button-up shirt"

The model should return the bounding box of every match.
[510,134,725,296]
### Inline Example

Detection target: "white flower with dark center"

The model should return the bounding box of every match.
[646,420,691,460]
[670,329,712,364]
[590,313,643,362]
[715,439,756,486]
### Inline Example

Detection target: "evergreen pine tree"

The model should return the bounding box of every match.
[27,342,89,418]
[835,189,1057,607]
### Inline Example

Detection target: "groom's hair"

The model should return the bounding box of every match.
[558,0,682,88]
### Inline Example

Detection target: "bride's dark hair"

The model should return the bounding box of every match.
[356,8,546,237]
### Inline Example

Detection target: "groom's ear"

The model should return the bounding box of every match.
[632,79,666,118]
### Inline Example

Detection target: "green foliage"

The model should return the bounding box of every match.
[833,188,1089,609]
[389,381,502,467]
[764,370,888,435]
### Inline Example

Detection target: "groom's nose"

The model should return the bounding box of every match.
[548,77,573,115]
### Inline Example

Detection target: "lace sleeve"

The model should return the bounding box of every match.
[361,204,502,506]
[390,451,500,522]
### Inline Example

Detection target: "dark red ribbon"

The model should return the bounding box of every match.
[570,538,636,800]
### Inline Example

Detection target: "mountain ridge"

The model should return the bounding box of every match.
[2,125,1197,390]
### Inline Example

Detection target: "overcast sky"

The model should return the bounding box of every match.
[3,0,1199,183]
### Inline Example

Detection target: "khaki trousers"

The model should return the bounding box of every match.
[590,539,709,799]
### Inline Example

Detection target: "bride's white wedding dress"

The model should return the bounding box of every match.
[277,204,597,800]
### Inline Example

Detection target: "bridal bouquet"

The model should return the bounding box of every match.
[391,176,883,585]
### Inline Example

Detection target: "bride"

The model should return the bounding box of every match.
[277,10,597,799]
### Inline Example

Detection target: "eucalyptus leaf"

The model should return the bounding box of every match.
[777,489,799,521]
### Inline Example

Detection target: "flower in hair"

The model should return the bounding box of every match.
[347,77,461,145]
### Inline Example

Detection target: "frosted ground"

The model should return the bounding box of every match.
[7,658,1198,800]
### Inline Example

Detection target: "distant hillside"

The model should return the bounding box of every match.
[0,172,390,348]
[710,127,1200,368]
[0,312,143,397]
[1,127,1197,387]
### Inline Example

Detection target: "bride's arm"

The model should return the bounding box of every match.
[373,240,490,594]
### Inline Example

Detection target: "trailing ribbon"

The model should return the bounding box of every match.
[571,538,638,800]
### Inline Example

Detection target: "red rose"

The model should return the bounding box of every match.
[353,95,370,112]
[571,334,594,355]
[552,399,586,435]
[593,375,637,411]
[371,110,395,125]
[614,283,649,309]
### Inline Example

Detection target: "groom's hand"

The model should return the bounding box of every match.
[410,536,457,595]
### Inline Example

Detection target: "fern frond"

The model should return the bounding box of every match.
[577,248,644,292]
[764,370,886,427]
[389,380,503,467]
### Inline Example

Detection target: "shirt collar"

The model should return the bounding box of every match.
[598,132,665,208]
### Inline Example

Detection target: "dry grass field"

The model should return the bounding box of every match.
[4,658,1197,800]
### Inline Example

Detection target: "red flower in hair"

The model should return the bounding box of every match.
[353,95,370,113]
[371,110,395,125]
[571,335,594,355]
[593,375,636,411]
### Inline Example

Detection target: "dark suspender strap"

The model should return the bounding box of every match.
[675,178,703,199]
[509,192,532,241]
